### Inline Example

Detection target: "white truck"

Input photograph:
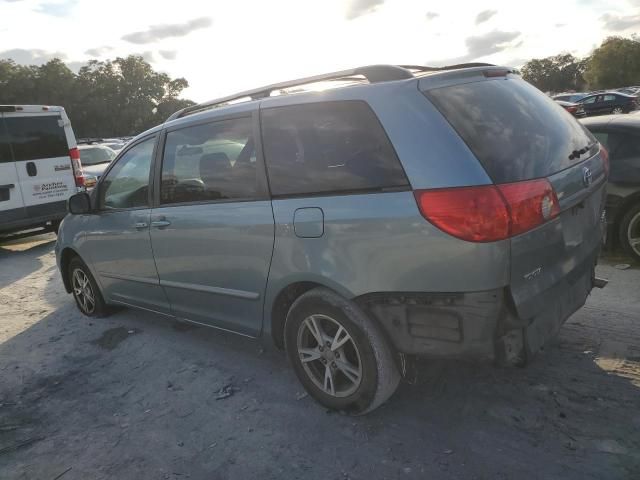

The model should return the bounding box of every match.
[0,105,84,236]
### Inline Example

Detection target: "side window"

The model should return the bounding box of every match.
[606,132,640,183]
[0,119,12,163]
[603,94,617,102]
[262,101,408,196]
[582,96,597,104]
[100,137,155,209]
[3,115,68,161]
[160,117,258,204]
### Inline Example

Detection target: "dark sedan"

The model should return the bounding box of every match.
[577,92,637,116]
[581,115,640,260]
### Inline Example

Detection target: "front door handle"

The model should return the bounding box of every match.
[151,220,171,228]
[134,222,148,229]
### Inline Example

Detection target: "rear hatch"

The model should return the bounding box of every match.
[423,73,607,321]
[3,110,77,214]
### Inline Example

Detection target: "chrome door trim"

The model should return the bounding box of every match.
[99,271,160,286]
[160,279,260,300]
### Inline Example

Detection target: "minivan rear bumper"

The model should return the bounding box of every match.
[357,247,599,364]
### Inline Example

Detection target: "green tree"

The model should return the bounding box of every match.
[0,55,194,138]
[584,36,640,89]
[521,54,587,93]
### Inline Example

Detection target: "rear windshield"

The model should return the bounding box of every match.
[424,78,596,183]
[80,146,117,165]
[3,115,69,162]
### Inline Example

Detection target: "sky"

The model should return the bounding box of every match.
[0,0,639,102]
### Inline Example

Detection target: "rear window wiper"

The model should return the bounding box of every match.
[569,143,597,160]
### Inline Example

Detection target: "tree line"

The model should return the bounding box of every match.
[0,55,195,138]
[521,36,640,93]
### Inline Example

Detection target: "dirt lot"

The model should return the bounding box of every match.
[0,233,639,480]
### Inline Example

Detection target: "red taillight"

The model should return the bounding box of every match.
[567,106,577,113]
[497,179,560,236]
[414,179,560,242]
[414,186,510,242]
[69,147,85,187]
[600,144,609,177]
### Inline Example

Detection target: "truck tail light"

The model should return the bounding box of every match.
[69,147,85,187]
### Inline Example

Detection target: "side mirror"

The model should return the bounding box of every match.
[68,192,92,215]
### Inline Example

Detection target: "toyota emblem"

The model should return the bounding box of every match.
[582,166,593,187]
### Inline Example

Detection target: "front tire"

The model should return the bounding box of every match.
[284,288,400,414]
[619,203,640,262]
[68,257,109,317]
[612,106,624,114]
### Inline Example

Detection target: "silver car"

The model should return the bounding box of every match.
[56,64,608,414]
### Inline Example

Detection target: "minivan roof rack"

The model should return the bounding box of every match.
[166,65,413,122]
[400,62,497,74]
[166,63,499,122]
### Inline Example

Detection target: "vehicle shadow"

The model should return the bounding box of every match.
[0,233,57,290]
[1,297,638,480]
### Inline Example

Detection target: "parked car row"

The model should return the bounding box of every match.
[554,89,638,117]
[76,137,132,187]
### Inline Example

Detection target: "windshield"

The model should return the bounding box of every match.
[80,146,116,165]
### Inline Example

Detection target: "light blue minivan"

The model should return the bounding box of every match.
[56,64,608,413]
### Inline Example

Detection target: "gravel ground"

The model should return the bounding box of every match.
[1,233,639,480]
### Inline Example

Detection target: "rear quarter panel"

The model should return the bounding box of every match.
[260,80,507,339]
[263,192,510,337]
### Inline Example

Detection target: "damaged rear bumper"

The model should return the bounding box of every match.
[356,255,601,366]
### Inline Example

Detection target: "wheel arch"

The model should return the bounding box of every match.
[265,277,356,350]
[60,247,81,293]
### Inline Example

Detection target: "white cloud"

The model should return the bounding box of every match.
[475,9,497,24]
[0,48,65,64]
[345,0,385,20]
[600,12,640,31]
[122,17,212,44]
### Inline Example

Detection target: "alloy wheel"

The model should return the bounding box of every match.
[296,314,363,398]
[72,268,95,314]
[627,211,640,258]
[612,107,624,114]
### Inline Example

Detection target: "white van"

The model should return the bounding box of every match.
[0,105,84,235]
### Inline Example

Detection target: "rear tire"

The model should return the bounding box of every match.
[68,257,109,317]
[619,203,640,262]
[284,287,400,415]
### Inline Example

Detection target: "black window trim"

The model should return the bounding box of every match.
[96,133,159,212]
[258,99,411,199]
[153,110,270,208]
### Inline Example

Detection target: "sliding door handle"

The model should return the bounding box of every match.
[134,222,148,230]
